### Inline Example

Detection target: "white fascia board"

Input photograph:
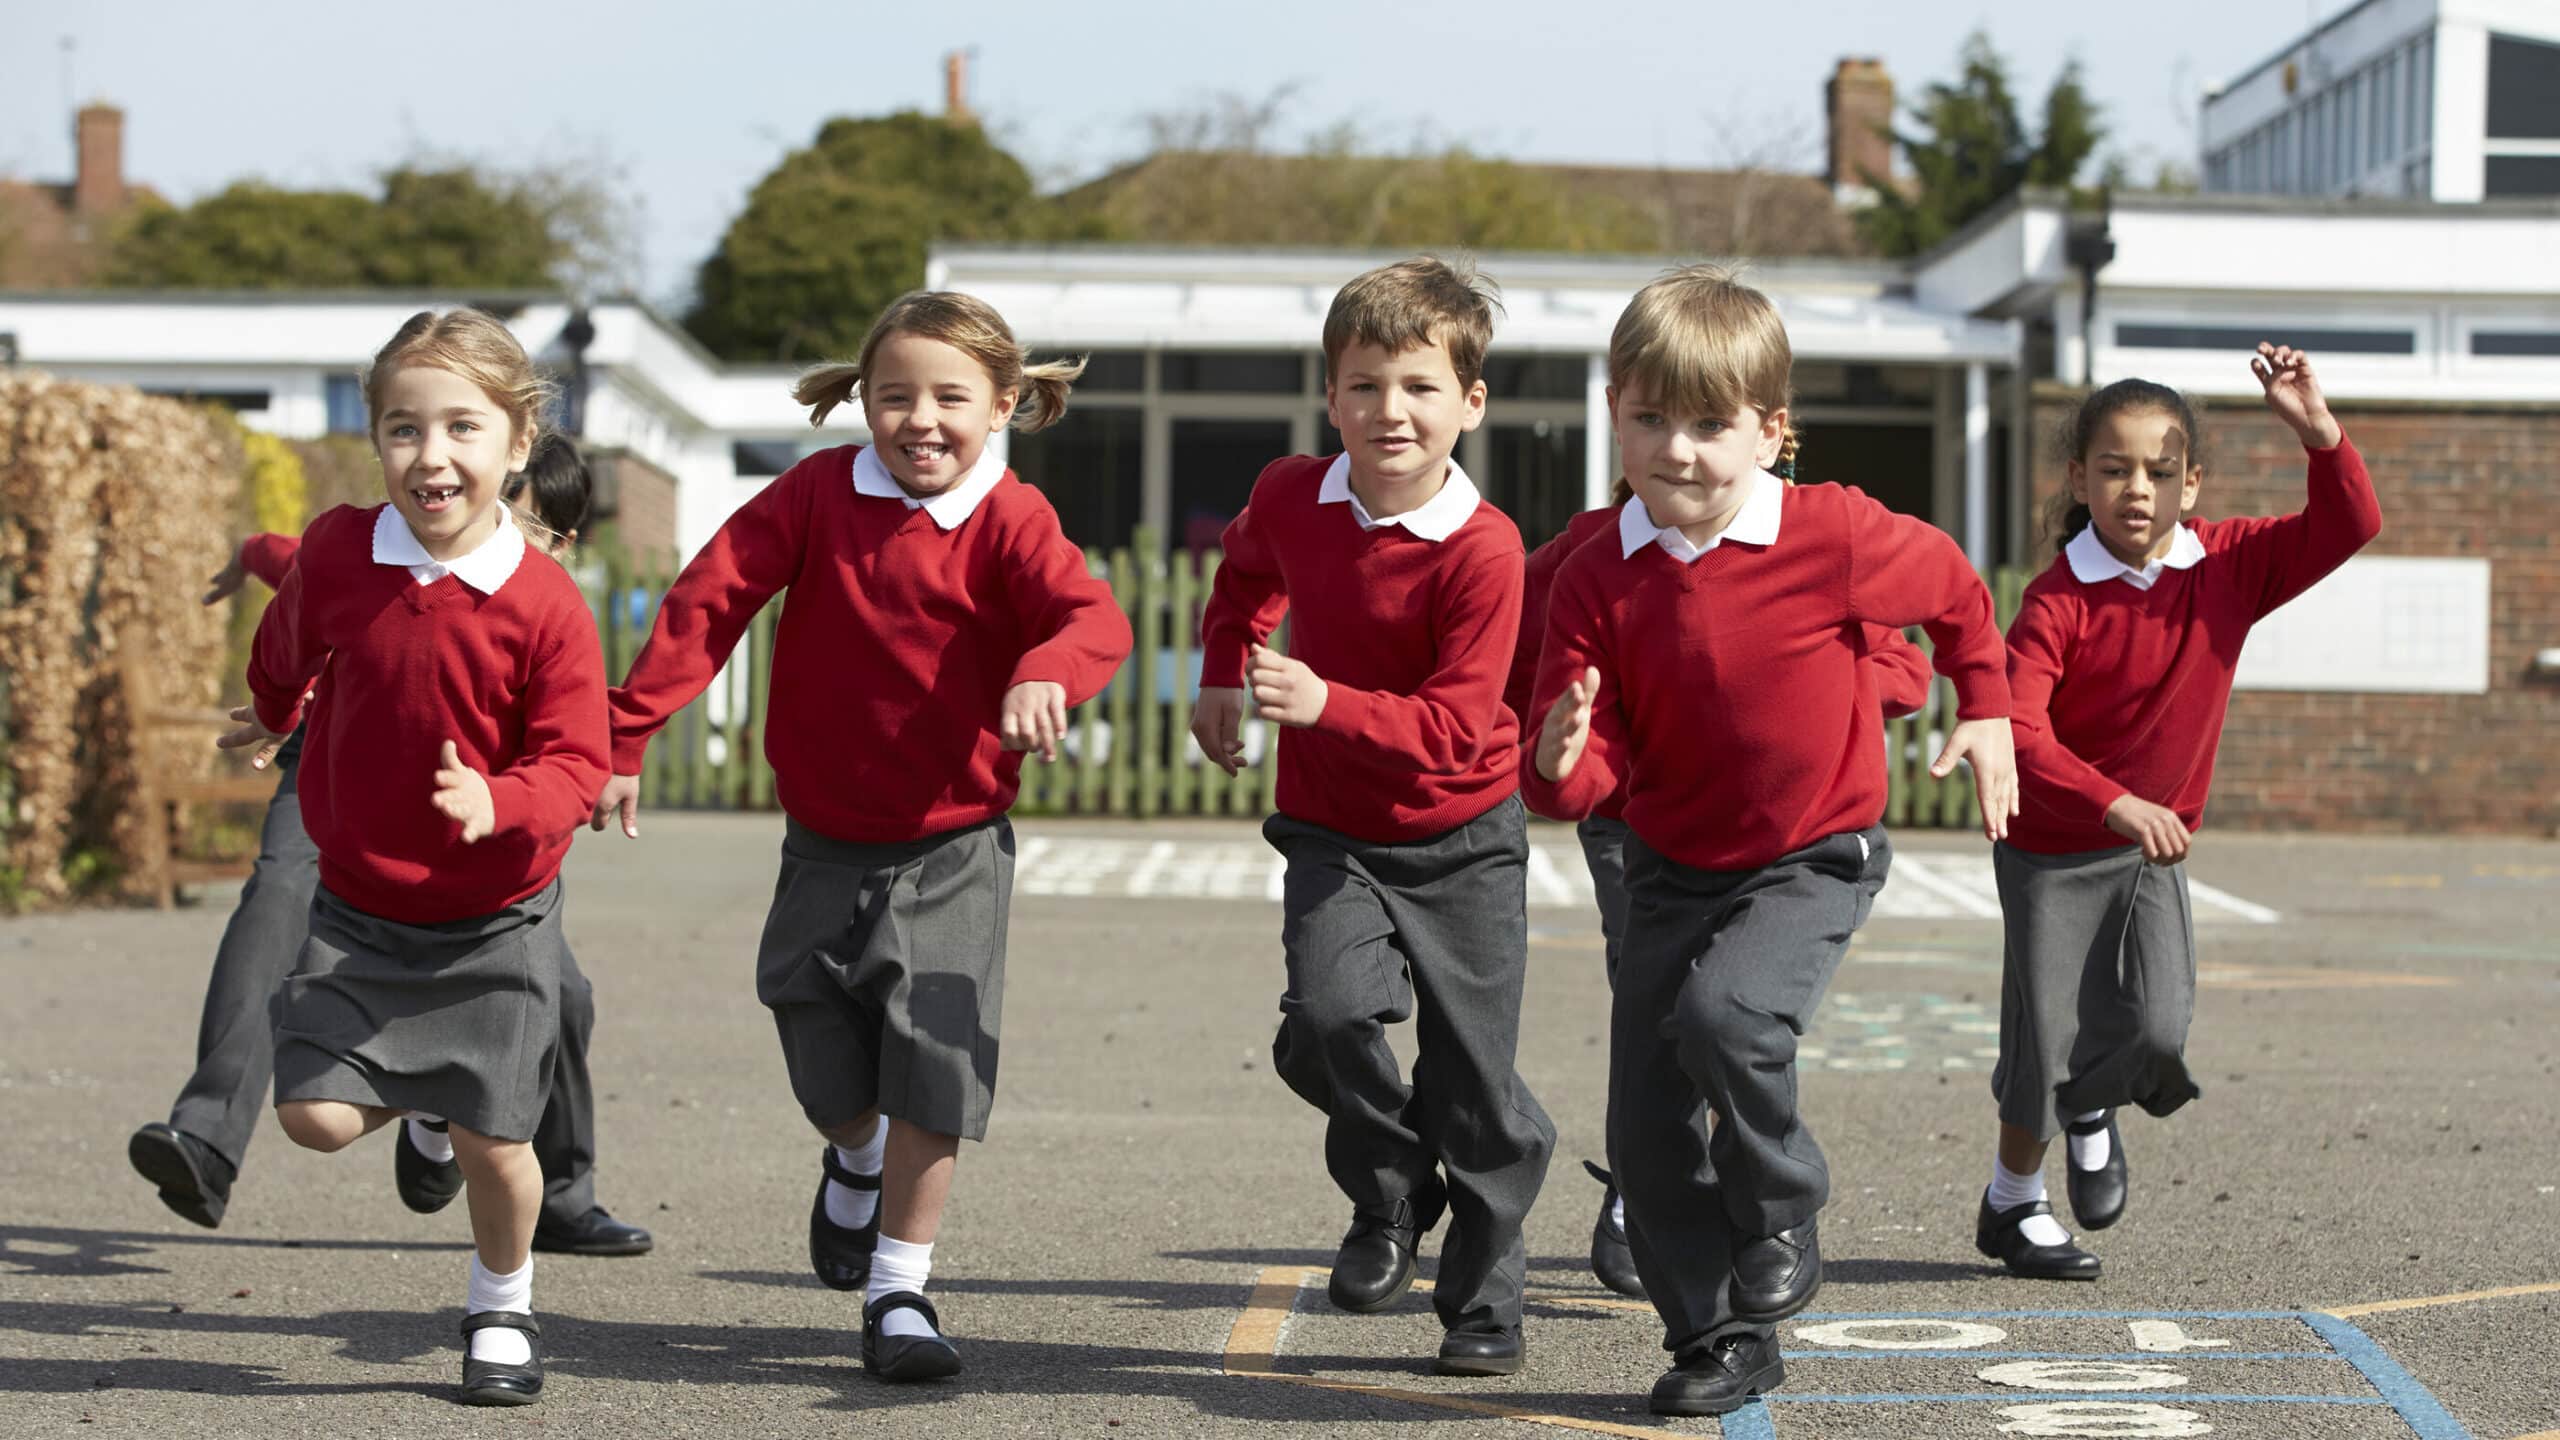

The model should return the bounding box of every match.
[0,297,462,367]
[2100,205,2560,294]
[1912,202,2069,316]
[2441,0,2560,41]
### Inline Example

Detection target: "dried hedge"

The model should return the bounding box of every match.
[1,373,242,905]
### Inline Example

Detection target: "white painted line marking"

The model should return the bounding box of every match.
[1126,840,1178,897]
[1890,856,2007,918]
[1526,844,1578,907]
[2186,878,2281,924]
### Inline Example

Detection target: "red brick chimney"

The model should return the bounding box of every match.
[944,51,974,126]
[74,102,127,216]
[1826,58,1895,203]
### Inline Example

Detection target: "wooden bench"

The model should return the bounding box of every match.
[118,626,280,908]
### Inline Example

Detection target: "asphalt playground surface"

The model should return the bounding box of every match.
[4,814,2556,1438]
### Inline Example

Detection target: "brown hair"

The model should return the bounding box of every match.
[1608,264,1799,478]
[2046,378,2205,554]
[793,291,1081,432]
[1322,256,1502,390]
[363,309,553,445]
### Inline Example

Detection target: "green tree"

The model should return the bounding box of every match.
[105,167,571,289]
[684,113,1080,363]
[1858,33,2107,257]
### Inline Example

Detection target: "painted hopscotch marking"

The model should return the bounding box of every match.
[1222,1271,2487,1438]
[1013,840,2281,924]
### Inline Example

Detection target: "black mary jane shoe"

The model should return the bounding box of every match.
[1581,1160,1645,1298]
[1974,1193,2102,1281]
[1728,1218,1821,1325]
[1325,1174,1447,1314]
[2064,1111,2129,1231]
[862,1291,962,1382]
[458,1311,543,1406]
[1434,1325,1525,1377]
[809,1146,881,1291]
[533,1205,656,1257]
[1649,1330,1783,1417]
[395,1119,464,1215]
[128,1123,235,1230]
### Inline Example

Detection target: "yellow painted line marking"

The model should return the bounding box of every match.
[2322,1280,2560,1319]
[2502,1431,2560,1440]
[1530,1290,1656,1314]
[1221,1266,1697,1439]
[2364,873,2444,889]
[2199,963,2453,990]
[2473,862,2560,879]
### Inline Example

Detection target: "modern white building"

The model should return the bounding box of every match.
[2200,0,2560,201]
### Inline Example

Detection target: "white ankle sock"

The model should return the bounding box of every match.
[1610,1192,1626,1231]
[867,1236,938,1340]
[2066,1110,2112,1171]
[826,1119,886,1229]
[465,1256,534,1364]
[408,1116,454,1164]
[1987,1160,2072,1247]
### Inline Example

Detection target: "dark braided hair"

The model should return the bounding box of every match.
[1775,421,1800,482]
[503,432,594,545]
[2049,379,2202,555]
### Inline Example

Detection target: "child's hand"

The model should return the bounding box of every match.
[430,740,496,843]
[2103,794,2192,865]
[1932,717,2020,843]
[215,705,291,770]
[203,541,248,606]
[2251,343,2343,450]
[591,773,641,838]
[1000,680,1069,762]
[1247,643,1328,728]
[1536,667,1601,783]
[1191,687,1248,775]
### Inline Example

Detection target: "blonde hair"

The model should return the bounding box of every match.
[363,309,553,445]
[1323,256,1502,390]
[793,291,1081,432]
[1608,265,1800,478]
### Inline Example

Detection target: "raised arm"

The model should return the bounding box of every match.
[2219,346,2381,619]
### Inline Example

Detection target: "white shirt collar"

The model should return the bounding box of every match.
[853,442,1008,531]
[371,502,527,594]
[1316,452,1482,543]
[2065,522,2208,590]
[1618,469,1784,562]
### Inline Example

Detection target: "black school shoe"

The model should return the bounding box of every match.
[128,1123,236,1229]
[1581,1160,1645,1298]
[458,1311,543,1406]
[1326,1175,1448,1314]
[394,1120,464,1215]
[862,1291,962,1382]
[1649,1330,1783,1417]
[1728,1218,1821,1325]
[809,1146,881,1290]
[2065,1111,2130,1231]
[533,1206,655,1257]
[1434,1325,1524,1376]
[1974,1193,2102,1280]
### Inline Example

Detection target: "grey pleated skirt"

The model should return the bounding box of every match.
[1989,842,2200,1140]
[271,878,565,1142]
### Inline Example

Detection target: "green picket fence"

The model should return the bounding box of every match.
[589,529,2027,828]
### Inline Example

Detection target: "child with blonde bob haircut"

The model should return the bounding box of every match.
[231,308,612,1406]
[596,291,1131,1383]
[1524,265,2016,1417]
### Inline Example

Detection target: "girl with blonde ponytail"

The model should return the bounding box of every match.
[595,291,1132,1384]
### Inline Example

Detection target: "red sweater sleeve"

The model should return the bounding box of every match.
[1504,529,1573,721]
[239,533,301,589]
[608,460,812,772]
[484,599,612,843]
[2215,436,2383,620]
[1861,623,1933,719]
[1197,465,1294,689]
[246,538,328,735]
[999,500,1133,706]
[1842,490,2011,720]
[1519,562,1623,821]
[1309,531,1522,775]
[2005,587,2128,826]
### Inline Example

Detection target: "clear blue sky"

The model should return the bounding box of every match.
[2,2,2336,304]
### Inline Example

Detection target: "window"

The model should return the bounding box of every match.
[1159,351,1304,394]
[1047,350,1142,392]
[2344,74,2362,181]
[2378,54,2398,164]
[2484,155,2560,196]
[2116,323,2415,355]
[2416,34,2433,145]
[1170,419,1293,555]
[1006,406,1142,550]
[324,373,367,434]
[732,441,804,477]
[1481,422,1588,550]
[1479,354,1587,401]
[144,387,271,413]
[2472,331,2560,357]
[2487,34,2560,139]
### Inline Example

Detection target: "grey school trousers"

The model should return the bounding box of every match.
[1610,825,1890,1354]
[164,732,605,1219]
[1263,793,1556,1334]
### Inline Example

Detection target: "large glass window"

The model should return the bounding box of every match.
[2117,323,2415,354]
[1160,351,1305,394]
[2487,34,2560,138]
[1171,419,1293,556]
[2484,155,2560,196]
[324,373,367,435]
[1480,354,1587,402]
[1007,406,1143,551]
[1481,422,1588,550]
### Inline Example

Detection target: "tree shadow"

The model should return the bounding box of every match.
[0,1224,467,1280]
[695,1270,1266,1314]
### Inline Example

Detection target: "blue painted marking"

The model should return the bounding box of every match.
[2304,1312,2475,1440]
[1785,1350,2338,1361]
[1769,1393,2385,1404]
[1717,1401,1777,1440]
[1793,1308,2305,1321]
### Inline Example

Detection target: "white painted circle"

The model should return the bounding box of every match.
[1996,1401,2212,1436]
[1792,1318,2008,1350]
[1981,1360,2189,1392]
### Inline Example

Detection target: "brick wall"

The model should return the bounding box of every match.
[2025,385,2560,836]
[589,448,679,557]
